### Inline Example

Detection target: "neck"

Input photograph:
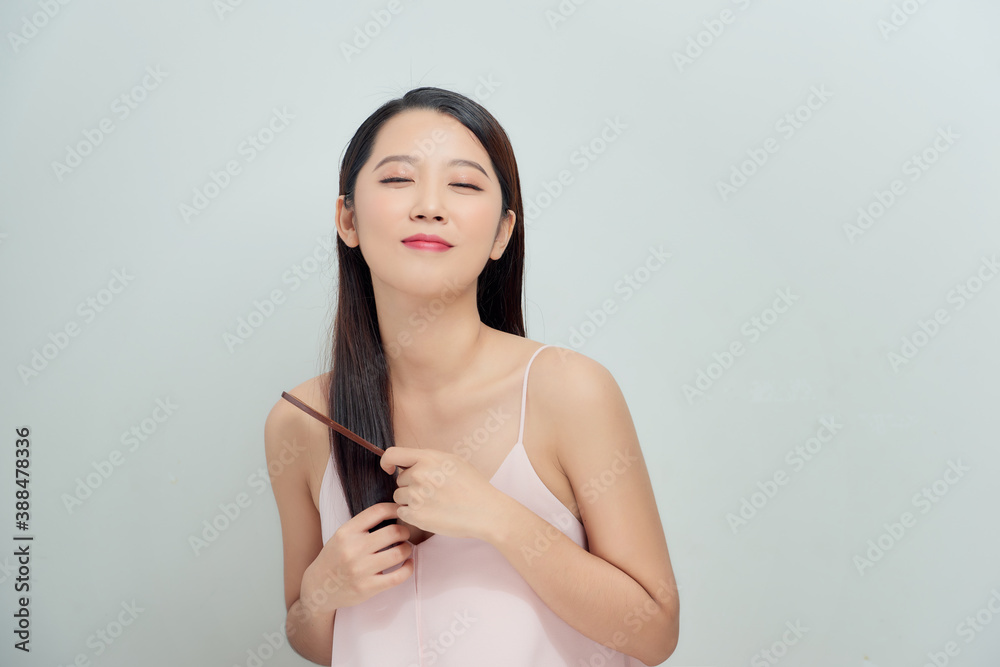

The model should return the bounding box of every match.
[372,275,488,398]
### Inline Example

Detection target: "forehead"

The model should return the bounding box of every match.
[371,108,489,162]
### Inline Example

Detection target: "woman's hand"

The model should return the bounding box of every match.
[380,446,506,541]
[298,502,413,617]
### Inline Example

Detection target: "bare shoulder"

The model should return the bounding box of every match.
[528,346,631,469]
[264,372,333,508]
[486,332,620,420]
[532,345,620,411]
[265,372,332,441]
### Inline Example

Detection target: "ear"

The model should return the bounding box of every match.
[335,195,360,248]
[490,209,516,260]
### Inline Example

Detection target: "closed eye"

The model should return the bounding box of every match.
[379,177,482,191]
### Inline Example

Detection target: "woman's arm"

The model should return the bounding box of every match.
[482,349,679,666]
[264,396,335,665]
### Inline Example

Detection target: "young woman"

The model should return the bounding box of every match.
[264,87,679,666]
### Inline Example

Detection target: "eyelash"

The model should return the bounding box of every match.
[379,177,483,191]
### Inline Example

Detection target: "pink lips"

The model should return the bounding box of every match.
[402,234,452,252]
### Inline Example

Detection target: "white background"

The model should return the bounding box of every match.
[2,1,999,665]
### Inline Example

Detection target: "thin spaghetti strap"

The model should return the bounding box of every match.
[516,344,553,444]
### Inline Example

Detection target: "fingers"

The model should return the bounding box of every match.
[380,446,420,476]
[325,502,416,606]
[358,502,404,533]
[375,556,414,588]
[380,446,399,475]
[371,522,411,552]
[372,541,413,575]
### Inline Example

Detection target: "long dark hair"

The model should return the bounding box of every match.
[325,87,526,522]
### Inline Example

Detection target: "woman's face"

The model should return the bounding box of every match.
[337,108,515,300]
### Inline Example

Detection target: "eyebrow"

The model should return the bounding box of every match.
[371,154,490,180]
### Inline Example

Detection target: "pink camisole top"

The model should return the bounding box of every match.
[315,344,644,666]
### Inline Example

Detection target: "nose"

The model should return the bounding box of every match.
[411,180,446,222]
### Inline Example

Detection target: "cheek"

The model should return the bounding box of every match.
[357,189,405,220]
[461,199,503,234]
[353,193,406,243]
